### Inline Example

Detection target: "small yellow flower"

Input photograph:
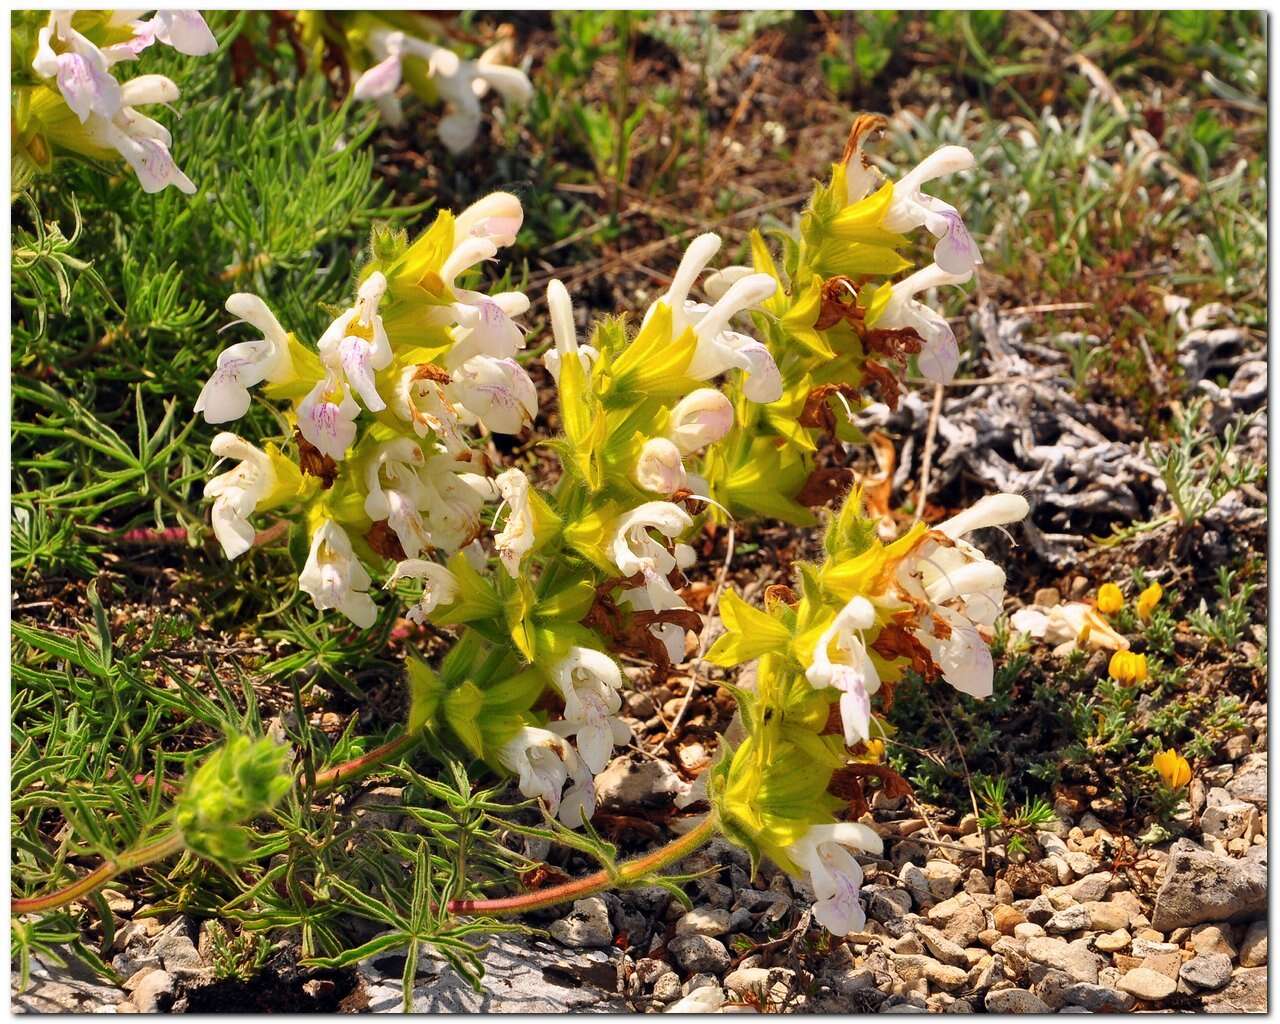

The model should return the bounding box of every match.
[1096,583,1124,615]
[1152,748,1191,790]
[1108,650,1148,685]
[863,738,885,762]
[1137,581,1163,622]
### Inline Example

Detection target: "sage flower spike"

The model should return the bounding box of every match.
[195,294,295,424]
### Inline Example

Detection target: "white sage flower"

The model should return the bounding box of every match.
[32,12,122,123]
[873,263,972,384]
[786,822,884,936]
[547,647,630,773]
[543,278,598,383]
[105,10,218,61]
[806,595,880,747]
[492,468,535,577]
[685,273,783,404]
[447,355,537,434]
[666,388,734,456]
[633,437,688,496]
[418,450,494,554]
[896,493,1029,698]
[881,146,983,275]
[296,374,361,462]
[317,272,392,412]
[80,74,196,194]
[453,191,523,249]
[364,438,432,559]
[497,727,594,827]
[204,433,276,560]
[195,294,295,424]
[387,559,459,623]
[298,520,378,628]
[391,365,468,454]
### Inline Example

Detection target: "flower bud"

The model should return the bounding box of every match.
[174,736,292,865]
[633,438,687,496]
[667,389,734,455]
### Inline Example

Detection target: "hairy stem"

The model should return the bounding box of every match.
[446,814,717,916]
[11,830,185,917]
[310,732,421,794]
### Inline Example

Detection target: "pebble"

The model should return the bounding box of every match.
[1240,920,1268,966]
[1117,967,1176,1002]
[1046,905,1089,934]
[984,988,1050,1013]
[667,933,731,974]
[1013,923,1045,941]
[548,897,614,949]
[651,972,682,1001]
[1024,937,1100,984]
[1226,753,1267,809]
[1151,839,1266,930]
[1065,872,1112,903]
[1179,953,1232,991]
[1189,923,1238,959]
[675,908,731,937]
[913,925,968,968]
[1093,929,1130,952]
[130,970,175,1014]
[594,754,687,812]
[992,906,1026,935]
[1083,901,1129,932]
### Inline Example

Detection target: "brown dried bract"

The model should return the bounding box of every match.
[872,624,939,683]
[840,113,888,167]
[814,276,863,331]
[796,466,854,509]
[366,521,407,562]
[861,360,901,411]
[763,584,798,609]
[828,766,871,820]
[798,382,860,435]
[863,326,924,361]
[519,863,572,891]
[413,363,452,384]
[294,429,338,488]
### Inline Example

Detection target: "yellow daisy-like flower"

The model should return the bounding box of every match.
[1136,581,1164,622]
[1096,583,1124,615]
[1152,748,1191,790]
[1108,650,1148,684]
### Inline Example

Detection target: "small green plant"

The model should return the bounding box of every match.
[205,921,272,983]
[975,775,1057,855]
[1188,564,1260,650]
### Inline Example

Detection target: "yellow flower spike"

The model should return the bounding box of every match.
[1152,748,1191,790]
[1108,650,1148,685]
[1096,583,1124,616]
[1136,581,1164,622]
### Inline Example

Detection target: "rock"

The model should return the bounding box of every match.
[683,972,719,994]
[665,985,725,1013]
[131,970,176,1014]
[1024,895,1055,925]
[1066,872,1112,903]
[1201,966,1268,1013]
[1240,920,1267,966]
[549,897,614,949]
[675,908,731,938]
[864,885,913,922]
[1179,953,1232,991]
[992,906,1026,935]
[1063,852,1095,878]
[11,956,126,1014]
[1024,937,1100,984]
[913,925,969,968]
[651,971,682,1001]
[151,932,204,978]
[1094,929,1130,952]
[1130,937,1178,958]
[1140,951,1182,981]
[1082,901,1129,932]
[1224,734,1251,761]
[1012,923,1045,941]
[1046,905,1090,934]
[1190,924,1238,959]
[1201,801,1260,842]
[724,966,793,1001]
[922,861,963,900]
[351,785,405,830]
[928,897,987,948]
[1061,982,1135,1012]
[1150,839,1266,930]
[1226,753,1267,809]
[983,988,1050,1013]
[964,869,991,895]
[924,962,968,992]
[898,864,934,910]
[667,934,730,974]
[594,754,687,812]
[1116,967,1176,1001]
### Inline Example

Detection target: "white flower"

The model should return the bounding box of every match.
[32,12,122,123]
[391,365,467,454]
[296,374,361,462]
[686,277,782,403]
[873,263,973,384]
[881,146,983,275]
[1010,602,1129,656]
[543,278,598,383]
[492,468,535,577]
[896,493,1029,698]
[298,521,378,628]
[667,388,734,456]
[81,74,196,194]
[497,727,595,827]
[364,438,432,559]
[453,191,524,249]
[441,291,529,370]
[786,822,884,936]
[806,596,880,747]
[418,450,494,554]
[447,356,537,435]
[105,10,219,61]
[547,647,630,773]
[387,559,459,623]
[610,502,696,664]
[633,438,687,496]
[195,294,295,423]
[353,30,532,152]
[317,272,392,412]
[204,433,277,560]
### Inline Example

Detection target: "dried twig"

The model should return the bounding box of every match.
[912,383,944,523]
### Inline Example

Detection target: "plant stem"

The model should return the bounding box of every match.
[310,732,421,794]
[11,830,185,917]
[446,814,717,916]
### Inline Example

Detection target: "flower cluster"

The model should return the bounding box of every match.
[705,489,1027,935]
[295,12,532,154]
[14,9,217,192]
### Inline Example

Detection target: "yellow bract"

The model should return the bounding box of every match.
[1152,748,1191,790]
